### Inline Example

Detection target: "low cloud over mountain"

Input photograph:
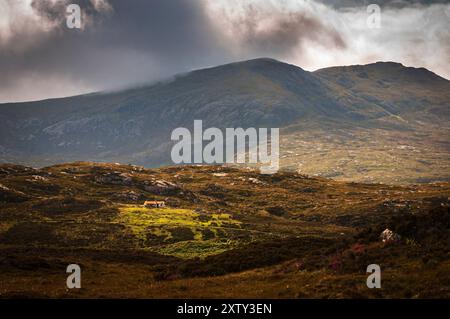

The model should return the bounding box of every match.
[0,0,449,102]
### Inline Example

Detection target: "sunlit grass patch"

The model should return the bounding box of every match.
[116,205,241,256]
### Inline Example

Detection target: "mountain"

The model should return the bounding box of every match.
[314,62,450,122]
[0,58,449,183]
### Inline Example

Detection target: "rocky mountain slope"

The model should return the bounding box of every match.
[0,58,449,183]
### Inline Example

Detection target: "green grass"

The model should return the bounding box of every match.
[116,205,241,257]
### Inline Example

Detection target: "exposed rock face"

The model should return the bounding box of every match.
[380,228,401,243]
[142,179,180,195]
[0,183,29,203]
[94,172,133,185]
[112,190,143,202]
[26,175,49,182]
[248,177,265,185]
[0,165,37,176]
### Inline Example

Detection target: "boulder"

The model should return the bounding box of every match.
[380,228,401,244]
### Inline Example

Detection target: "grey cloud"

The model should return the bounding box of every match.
[235,11,346,57]
[0,0,231,102]
[30,0,112,28]
[207,1,347,61]
[0,0,449,102]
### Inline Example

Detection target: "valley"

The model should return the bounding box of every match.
[279,125,450,184]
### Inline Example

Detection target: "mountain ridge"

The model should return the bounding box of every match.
[0,58,449,184]
[3,58,448,105]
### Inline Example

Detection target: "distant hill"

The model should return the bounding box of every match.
[0,58,449,183]
[314,61,450,122]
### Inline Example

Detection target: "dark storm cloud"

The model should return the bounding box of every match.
[0,0,449,102]
[228,9,346,57]
[30,0,112,27]
[0,0,231,102]
[0,0,113,92]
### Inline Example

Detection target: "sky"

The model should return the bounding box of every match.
[0,0,449,103]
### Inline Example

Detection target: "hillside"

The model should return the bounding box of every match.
[0,58,449,183]
[0,162,449,298]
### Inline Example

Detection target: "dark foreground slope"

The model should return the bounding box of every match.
[1,58,449,184]
[0,162,449,298]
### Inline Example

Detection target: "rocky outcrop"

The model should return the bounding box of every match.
[94,172,133,185]
[112,190,143,202]
[142,179,180,195]
[380,228,401,244]
[0,164,37,176]
[0,183,29,203]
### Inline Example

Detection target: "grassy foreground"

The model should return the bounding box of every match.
[0,162,449,298]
